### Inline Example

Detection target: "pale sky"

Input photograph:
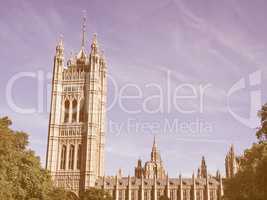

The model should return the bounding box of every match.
[1,0,267,177]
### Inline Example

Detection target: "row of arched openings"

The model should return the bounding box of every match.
[60,144,82,170]
[64,99,85,123]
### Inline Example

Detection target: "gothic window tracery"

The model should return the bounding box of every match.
[60,145,67,169]
[77,144,82,170]
[64,100,70,123]
[79,99,85,122]
[72,99,78,123]
[69,145,75,169]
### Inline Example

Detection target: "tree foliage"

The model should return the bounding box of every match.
[223,104,267,200]
[48,188,79,200]
[80,188,112,200]
[0,117,53,200]
[257,103,267,141]
[159,195,170,200]
[0,117,111,200]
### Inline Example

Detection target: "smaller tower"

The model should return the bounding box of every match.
[198,156,207,178]
[151,136,161,162]
[225,145,238,178]
[142,136,166,179]
[117,168,123,178]
[135,159,143,178]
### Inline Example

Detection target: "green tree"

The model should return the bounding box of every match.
[159,195,170,200]
[0,117,52,200]
[223,104,267,200]
[80,188,112,200]
[257,103,267,141]
[224,142,267,200]
[48,188,79,200]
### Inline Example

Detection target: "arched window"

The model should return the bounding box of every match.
[79,99,85,122]
[69,145,75,170]
[60,145,67,169]
[72,99,78,123]
[64,100,70,123]
[77,144,82,170]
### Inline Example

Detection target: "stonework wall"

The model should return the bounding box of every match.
[46,34,107,192]
[95,176,223,200]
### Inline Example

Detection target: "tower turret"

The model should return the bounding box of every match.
[225,144,238,178]
[151,136,161,162]
[90,33,99,55]
[135,159,143,178]
[46,35,64,173]
[198,156,207,178]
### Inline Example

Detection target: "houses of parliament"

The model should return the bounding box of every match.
[46,17,238,200]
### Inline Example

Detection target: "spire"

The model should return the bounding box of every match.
[152,135,157,153]
[137,158,142,167]
[56,34,64,50]
[153,135,156,147]
[151,135,160,162]
[201,156,206,165]
[59,34,63,46]
[225,144,238,178]
[93,33,98,45]
[56,34,64,58]
[81,11,86,48]
[76,12,87,60]
[199,156,207,178]
[230,144,236,157]
[90,33,99,54]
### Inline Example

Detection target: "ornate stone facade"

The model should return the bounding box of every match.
[95,139,225,200]
[135,137,166,179]
[46,17,238,199]
[95,175,224,200]
[46,15,107,193]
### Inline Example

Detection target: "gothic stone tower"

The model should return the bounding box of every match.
[46,16,107,193]
[134,137,166,179]
[225,145,238,178]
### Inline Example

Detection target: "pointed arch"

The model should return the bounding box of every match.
[79,99,85,122]
[64,100,70,123]
[77,144,82,170]
[60,145,67,169]
[72,99,78,123]
[69,145,75,170]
